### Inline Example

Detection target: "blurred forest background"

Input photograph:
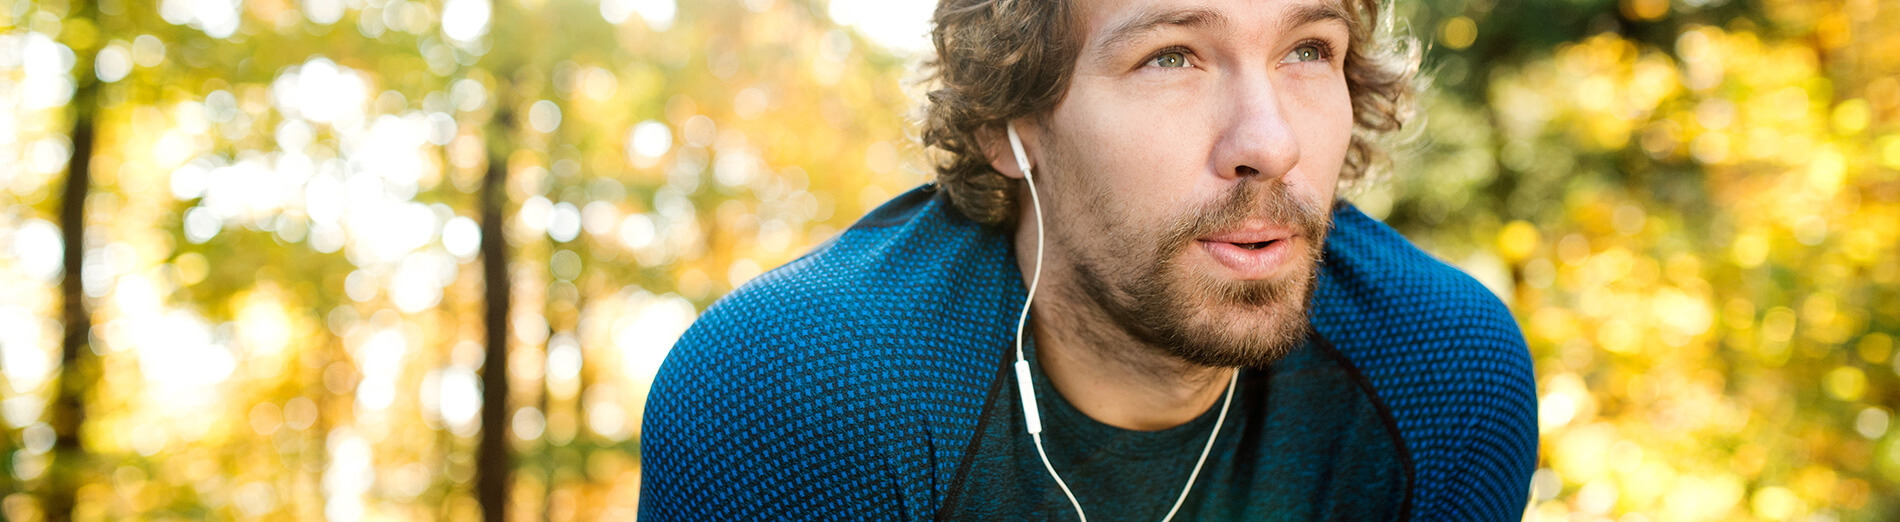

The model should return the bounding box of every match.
[0,0,1894,519]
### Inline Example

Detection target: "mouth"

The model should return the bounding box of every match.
[1194,226,1299,279]
[1198,224,1295,247]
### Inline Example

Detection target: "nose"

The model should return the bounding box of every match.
[1211,76,1300,181]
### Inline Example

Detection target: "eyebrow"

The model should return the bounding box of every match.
[1091,1,1352,59]
[1095,7,1229,58]
[1281,1,1352,33]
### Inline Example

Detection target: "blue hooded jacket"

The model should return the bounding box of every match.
[641,186,1537,520]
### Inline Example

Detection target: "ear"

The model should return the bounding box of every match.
[977,119,1040,180]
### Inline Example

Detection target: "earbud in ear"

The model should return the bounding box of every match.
[1007,122,1033,179]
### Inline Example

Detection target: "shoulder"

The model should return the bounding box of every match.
[1312,203,1530,386]
[1313,203,1523,344]
[662,185,1022,397]
[639,185,1018,520]
[1310,202,1537,521]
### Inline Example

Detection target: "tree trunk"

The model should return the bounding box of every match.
[46,26,99,522]
[476,107,515,522]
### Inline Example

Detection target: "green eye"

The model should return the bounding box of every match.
[1283,44,1327,63]
[1149,51,1191,68]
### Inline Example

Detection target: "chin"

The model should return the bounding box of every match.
[1113,249,1321,369]
[1159,270,1318,368]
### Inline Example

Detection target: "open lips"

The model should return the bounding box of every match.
[1196,226,1300,279]
[1199,226,1295,249]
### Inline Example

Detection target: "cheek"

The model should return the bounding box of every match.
[1287,77,1355,200]
[1049,88,1202,217]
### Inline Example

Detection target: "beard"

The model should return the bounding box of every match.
[1059,177,1333,369]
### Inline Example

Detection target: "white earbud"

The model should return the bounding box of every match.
[1004,122,1236,522]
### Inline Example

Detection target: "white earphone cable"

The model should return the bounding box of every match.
[1160,371,1237,522]
[1006,123,1234,522]
[1008,122,1043,368]
[1010,123,1088,520]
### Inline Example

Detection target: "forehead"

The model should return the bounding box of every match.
[1072,0,1350,51]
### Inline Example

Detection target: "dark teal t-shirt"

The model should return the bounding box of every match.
[943,330,1411,520]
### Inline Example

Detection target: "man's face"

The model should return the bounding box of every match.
[1024,0,1354,367]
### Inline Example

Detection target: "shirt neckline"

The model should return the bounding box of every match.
[1022,332,1248,460]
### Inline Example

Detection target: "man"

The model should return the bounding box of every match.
[641,0,1536,519]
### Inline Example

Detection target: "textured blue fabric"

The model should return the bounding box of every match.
[639,185,1537,521]
[1310,208,1540,521]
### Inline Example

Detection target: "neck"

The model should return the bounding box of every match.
[1014,223,1235,431]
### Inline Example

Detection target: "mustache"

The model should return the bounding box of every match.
[1152,179,1332,260]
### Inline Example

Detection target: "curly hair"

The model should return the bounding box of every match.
[919,0,1420,227]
